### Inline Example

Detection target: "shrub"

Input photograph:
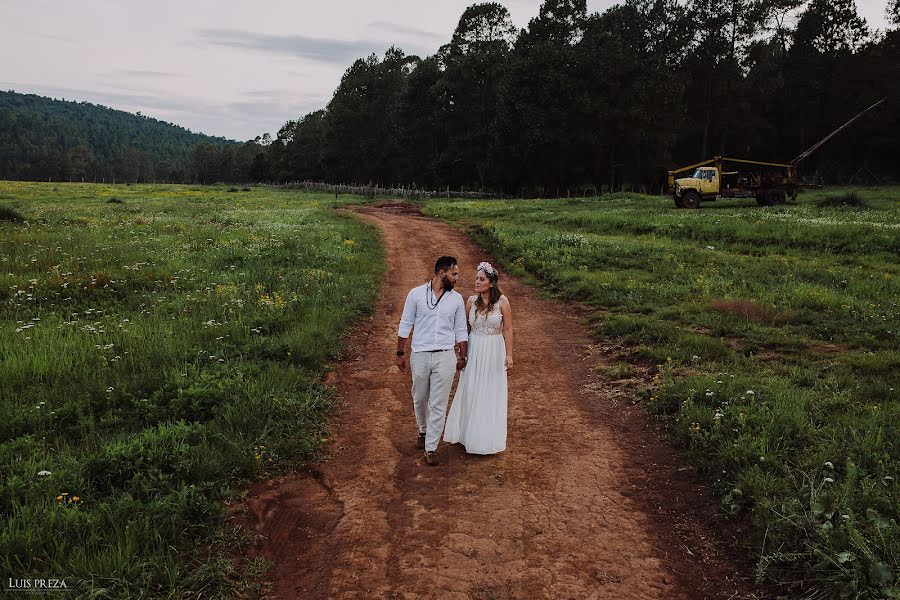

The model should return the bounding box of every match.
[0,206,24,222]
[818,191,867,208]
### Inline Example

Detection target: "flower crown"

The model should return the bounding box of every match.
[477,261,497,279]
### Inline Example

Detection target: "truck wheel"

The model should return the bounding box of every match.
[673,196,684,208]
[682,191,700,209]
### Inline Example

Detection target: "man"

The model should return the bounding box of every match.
[396,256,468,466]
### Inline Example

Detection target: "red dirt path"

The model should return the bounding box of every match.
[232,205,763,599]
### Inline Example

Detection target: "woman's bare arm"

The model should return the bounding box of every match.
[500,296,513,370]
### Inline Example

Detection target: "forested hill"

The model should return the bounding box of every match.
[0,90,235,182]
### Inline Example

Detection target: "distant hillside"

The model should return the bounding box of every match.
[0,90,237,182]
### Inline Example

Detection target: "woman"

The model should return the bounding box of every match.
[443,261,513,454]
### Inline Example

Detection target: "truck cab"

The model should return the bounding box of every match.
[673,167,719,208]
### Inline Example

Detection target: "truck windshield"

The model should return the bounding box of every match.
[693,168,704,179]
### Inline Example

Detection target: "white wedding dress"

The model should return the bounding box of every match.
[443,296,508,454]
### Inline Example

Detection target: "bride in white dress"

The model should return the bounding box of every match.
[444,261,513,455]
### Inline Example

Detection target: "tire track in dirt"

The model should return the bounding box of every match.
[232,204,763,599]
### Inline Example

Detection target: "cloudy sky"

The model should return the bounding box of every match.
[1,0,892,141]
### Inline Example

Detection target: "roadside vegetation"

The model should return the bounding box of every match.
[426,187,899,598]
[0,181,382,597]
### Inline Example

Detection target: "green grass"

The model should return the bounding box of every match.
[0,181,383,597]
[425,186,899,598]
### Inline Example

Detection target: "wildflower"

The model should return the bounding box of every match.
[824,461,834,469]
[823,477,834,483]
[37,470,51,477]
[745,390,755,396]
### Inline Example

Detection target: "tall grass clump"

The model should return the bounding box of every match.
[0,182,382,597]
[817,190,867,208]
[424,186,900,598]
[0,205,24,221]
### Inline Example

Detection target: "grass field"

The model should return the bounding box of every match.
[0,182,382,597]
[425,188,899,598]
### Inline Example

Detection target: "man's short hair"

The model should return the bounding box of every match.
[434,256,457,274]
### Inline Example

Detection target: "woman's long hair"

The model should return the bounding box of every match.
[474,263,503,315]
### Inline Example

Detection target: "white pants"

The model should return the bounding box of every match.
[410,350,457,452]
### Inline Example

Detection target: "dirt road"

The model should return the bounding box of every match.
[235,204,760,599]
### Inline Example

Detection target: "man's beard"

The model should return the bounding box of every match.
[442,275,455,291]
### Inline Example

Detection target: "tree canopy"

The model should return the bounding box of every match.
[250,0,895,193]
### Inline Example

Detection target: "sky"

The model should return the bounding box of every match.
[1,0,893,141]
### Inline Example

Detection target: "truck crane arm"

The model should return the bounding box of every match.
[790,98,887,166]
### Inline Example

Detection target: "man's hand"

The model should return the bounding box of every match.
[456,357,467,371]
[397,355,408,371]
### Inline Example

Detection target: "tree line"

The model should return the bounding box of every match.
[237,0,898,194]
[2,0,897,194]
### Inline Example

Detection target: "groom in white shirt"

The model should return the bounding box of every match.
[396,256,468,466]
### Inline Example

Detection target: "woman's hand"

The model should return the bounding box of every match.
[504,354,513,371]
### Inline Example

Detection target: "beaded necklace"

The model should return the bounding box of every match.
[425,282,445,310]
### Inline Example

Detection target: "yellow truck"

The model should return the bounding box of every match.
[668,157,797,208]
[667,98,886,209]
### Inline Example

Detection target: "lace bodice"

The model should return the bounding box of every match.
[469,296,504,335]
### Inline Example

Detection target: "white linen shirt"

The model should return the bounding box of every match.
[397,283,468,352]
